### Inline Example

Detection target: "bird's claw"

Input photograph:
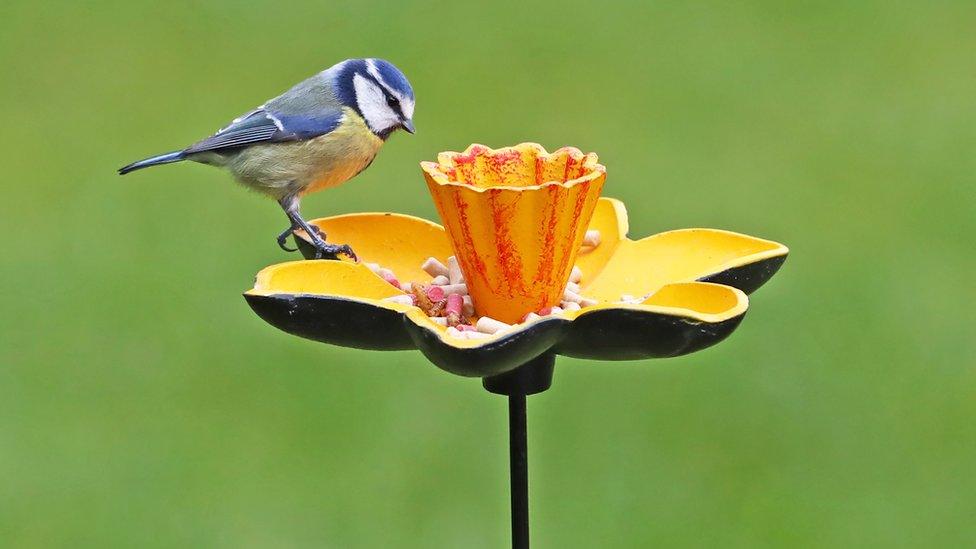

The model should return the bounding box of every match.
[311,241,357,262]
[338,244,358,262]
[276,227,299,252]
[299,225,356,261]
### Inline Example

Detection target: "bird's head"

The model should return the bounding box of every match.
[335,58,415,140]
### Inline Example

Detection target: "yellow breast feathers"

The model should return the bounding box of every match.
[300,109,384,196]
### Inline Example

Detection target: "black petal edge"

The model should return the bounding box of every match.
[244,294,414,351]
[555,308,744,360]
[699,254,787,295]
[404,317,567,378]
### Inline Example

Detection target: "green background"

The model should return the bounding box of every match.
[2,1,974,547]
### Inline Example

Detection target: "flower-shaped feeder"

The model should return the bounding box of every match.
[244,145,788,548]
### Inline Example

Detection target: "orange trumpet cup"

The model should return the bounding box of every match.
[422,143,607,324]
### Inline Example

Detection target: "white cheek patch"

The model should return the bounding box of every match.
[353,73,399,133]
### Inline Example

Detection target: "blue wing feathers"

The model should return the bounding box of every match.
[272,112,343,140]
[183,108,343,155]
[119,105,344,174]
[183,124,278,153]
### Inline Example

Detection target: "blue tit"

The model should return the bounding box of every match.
[119,58,416,260]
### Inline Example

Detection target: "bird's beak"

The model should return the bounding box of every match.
[401,119,416,134]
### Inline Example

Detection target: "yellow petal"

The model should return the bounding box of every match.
[556,281,747,360]
[582,228,788,302]
[640,281,748,322]
[248,260,407,307]
[574,197,629,285]
[305,213,454,283]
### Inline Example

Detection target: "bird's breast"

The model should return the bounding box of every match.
[300,112,384,196]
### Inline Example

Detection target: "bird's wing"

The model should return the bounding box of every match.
[184,106,344,155]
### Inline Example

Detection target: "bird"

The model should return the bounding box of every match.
[118,58,416,260]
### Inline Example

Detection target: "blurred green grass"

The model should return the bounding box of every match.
[2,1,975,546]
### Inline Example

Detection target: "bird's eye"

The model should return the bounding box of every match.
[386,95,398,109]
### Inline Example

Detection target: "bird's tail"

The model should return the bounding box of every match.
[118,151,186,175]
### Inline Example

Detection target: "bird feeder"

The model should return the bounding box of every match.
[245,143,788,548]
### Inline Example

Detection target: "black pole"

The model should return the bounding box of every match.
[484,353,555,549]
[509,394,529,549]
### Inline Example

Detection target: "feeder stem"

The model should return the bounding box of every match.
[509,394,529,549]
[484,353,555,548]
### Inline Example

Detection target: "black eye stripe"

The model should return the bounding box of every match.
[383,91,403,117]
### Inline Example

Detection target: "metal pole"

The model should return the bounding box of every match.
[509,394,529,549]
[485,354,553,548]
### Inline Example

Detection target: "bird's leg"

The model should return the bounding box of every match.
[276,195,357,261]
[276,195,323,253]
